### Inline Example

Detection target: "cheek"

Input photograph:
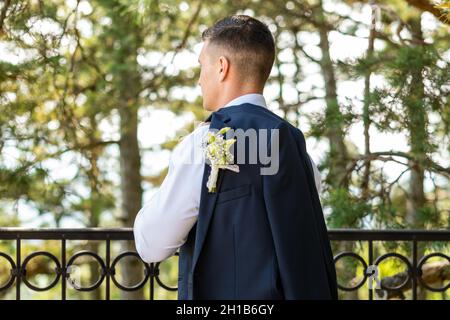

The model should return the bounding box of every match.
[199,72,207,90]
[200,69,209,87]
[199,69,204,84]
[204,68,217,88]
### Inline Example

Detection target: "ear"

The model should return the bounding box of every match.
[218,56,230,82]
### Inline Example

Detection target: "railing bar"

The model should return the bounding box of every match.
[61,237,66,300]
[412,239,418,301]
[150,263,154,300]
[16,237,21,301]
[106,238,110,300]
[368,239,373,301]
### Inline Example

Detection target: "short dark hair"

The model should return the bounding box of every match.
[201,15,275,86]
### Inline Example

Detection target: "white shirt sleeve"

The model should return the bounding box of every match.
[307,154,322,194]
[133,125,209,263]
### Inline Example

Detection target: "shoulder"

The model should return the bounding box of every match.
[216,104,308,144]
[171,122,209,163]
[175,122,209,147]
[218,104,285,129]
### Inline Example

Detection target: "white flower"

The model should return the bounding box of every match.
[202,127,239,193]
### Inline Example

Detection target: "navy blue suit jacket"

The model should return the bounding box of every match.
[178,103,338,300]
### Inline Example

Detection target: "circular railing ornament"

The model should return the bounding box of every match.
[110,251,149,291]
[21,251,61,291]
[0,252,16,291]
[417,253,450,292]
[66,251,106,291]
[333,252,368,291]
[374,253,413,291]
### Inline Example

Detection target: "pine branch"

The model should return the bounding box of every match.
[405,0,450,25]
[0,0,11,36]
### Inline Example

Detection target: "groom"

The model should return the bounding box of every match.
[134,15,338,300]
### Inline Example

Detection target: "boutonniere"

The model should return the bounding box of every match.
[203,127,239,193]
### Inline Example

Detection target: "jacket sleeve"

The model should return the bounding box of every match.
[262,122,337,299]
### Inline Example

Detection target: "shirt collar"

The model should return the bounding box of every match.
[221,93,267,109]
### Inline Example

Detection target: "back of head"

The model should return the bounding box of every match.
[202,15,275,87]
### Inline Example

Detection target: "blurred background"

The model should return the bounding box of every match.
[0,0,449,299]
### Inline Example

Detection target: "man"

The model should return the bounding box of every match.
[134,15,338,300]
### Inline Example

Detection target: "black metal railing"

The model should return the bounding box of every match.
[0,228,448,300]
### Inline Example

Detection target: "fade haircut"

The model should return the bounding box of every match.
[201,15,275,86]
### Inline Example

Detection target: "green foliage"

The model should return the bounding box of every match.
[325,188,372,228]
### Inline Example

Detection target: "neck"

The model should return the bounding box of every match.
[213,86,263,112]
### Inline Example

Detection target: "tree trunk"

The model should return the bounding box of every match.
[111,6,145,300]
[315,1,350,189]
[87,116,103,300]
[315,1,355,299]
[118,100,144,300]
[405,14,428,299]
[361,2,377,200]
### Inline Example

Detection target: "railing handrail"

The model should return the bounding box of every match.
[0,228,135,240]
[0,228,449,241]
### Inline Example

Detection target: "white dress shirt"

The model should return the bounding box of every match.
[133,94,322,263]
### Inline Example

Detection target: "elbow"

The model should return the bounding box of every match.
[133,212,174,264]
[138,248,173,264]
[133,227,168,263]
[138,249,170,264]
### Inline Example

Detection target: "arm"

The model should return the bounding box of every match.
[133,126,208,263]
[307,154,322,193]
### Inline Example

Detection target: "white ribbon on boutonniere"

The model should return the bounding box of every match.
[203,126,239,193]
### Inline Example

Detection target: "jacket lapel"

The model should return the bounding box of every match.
[191,111,231,272]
